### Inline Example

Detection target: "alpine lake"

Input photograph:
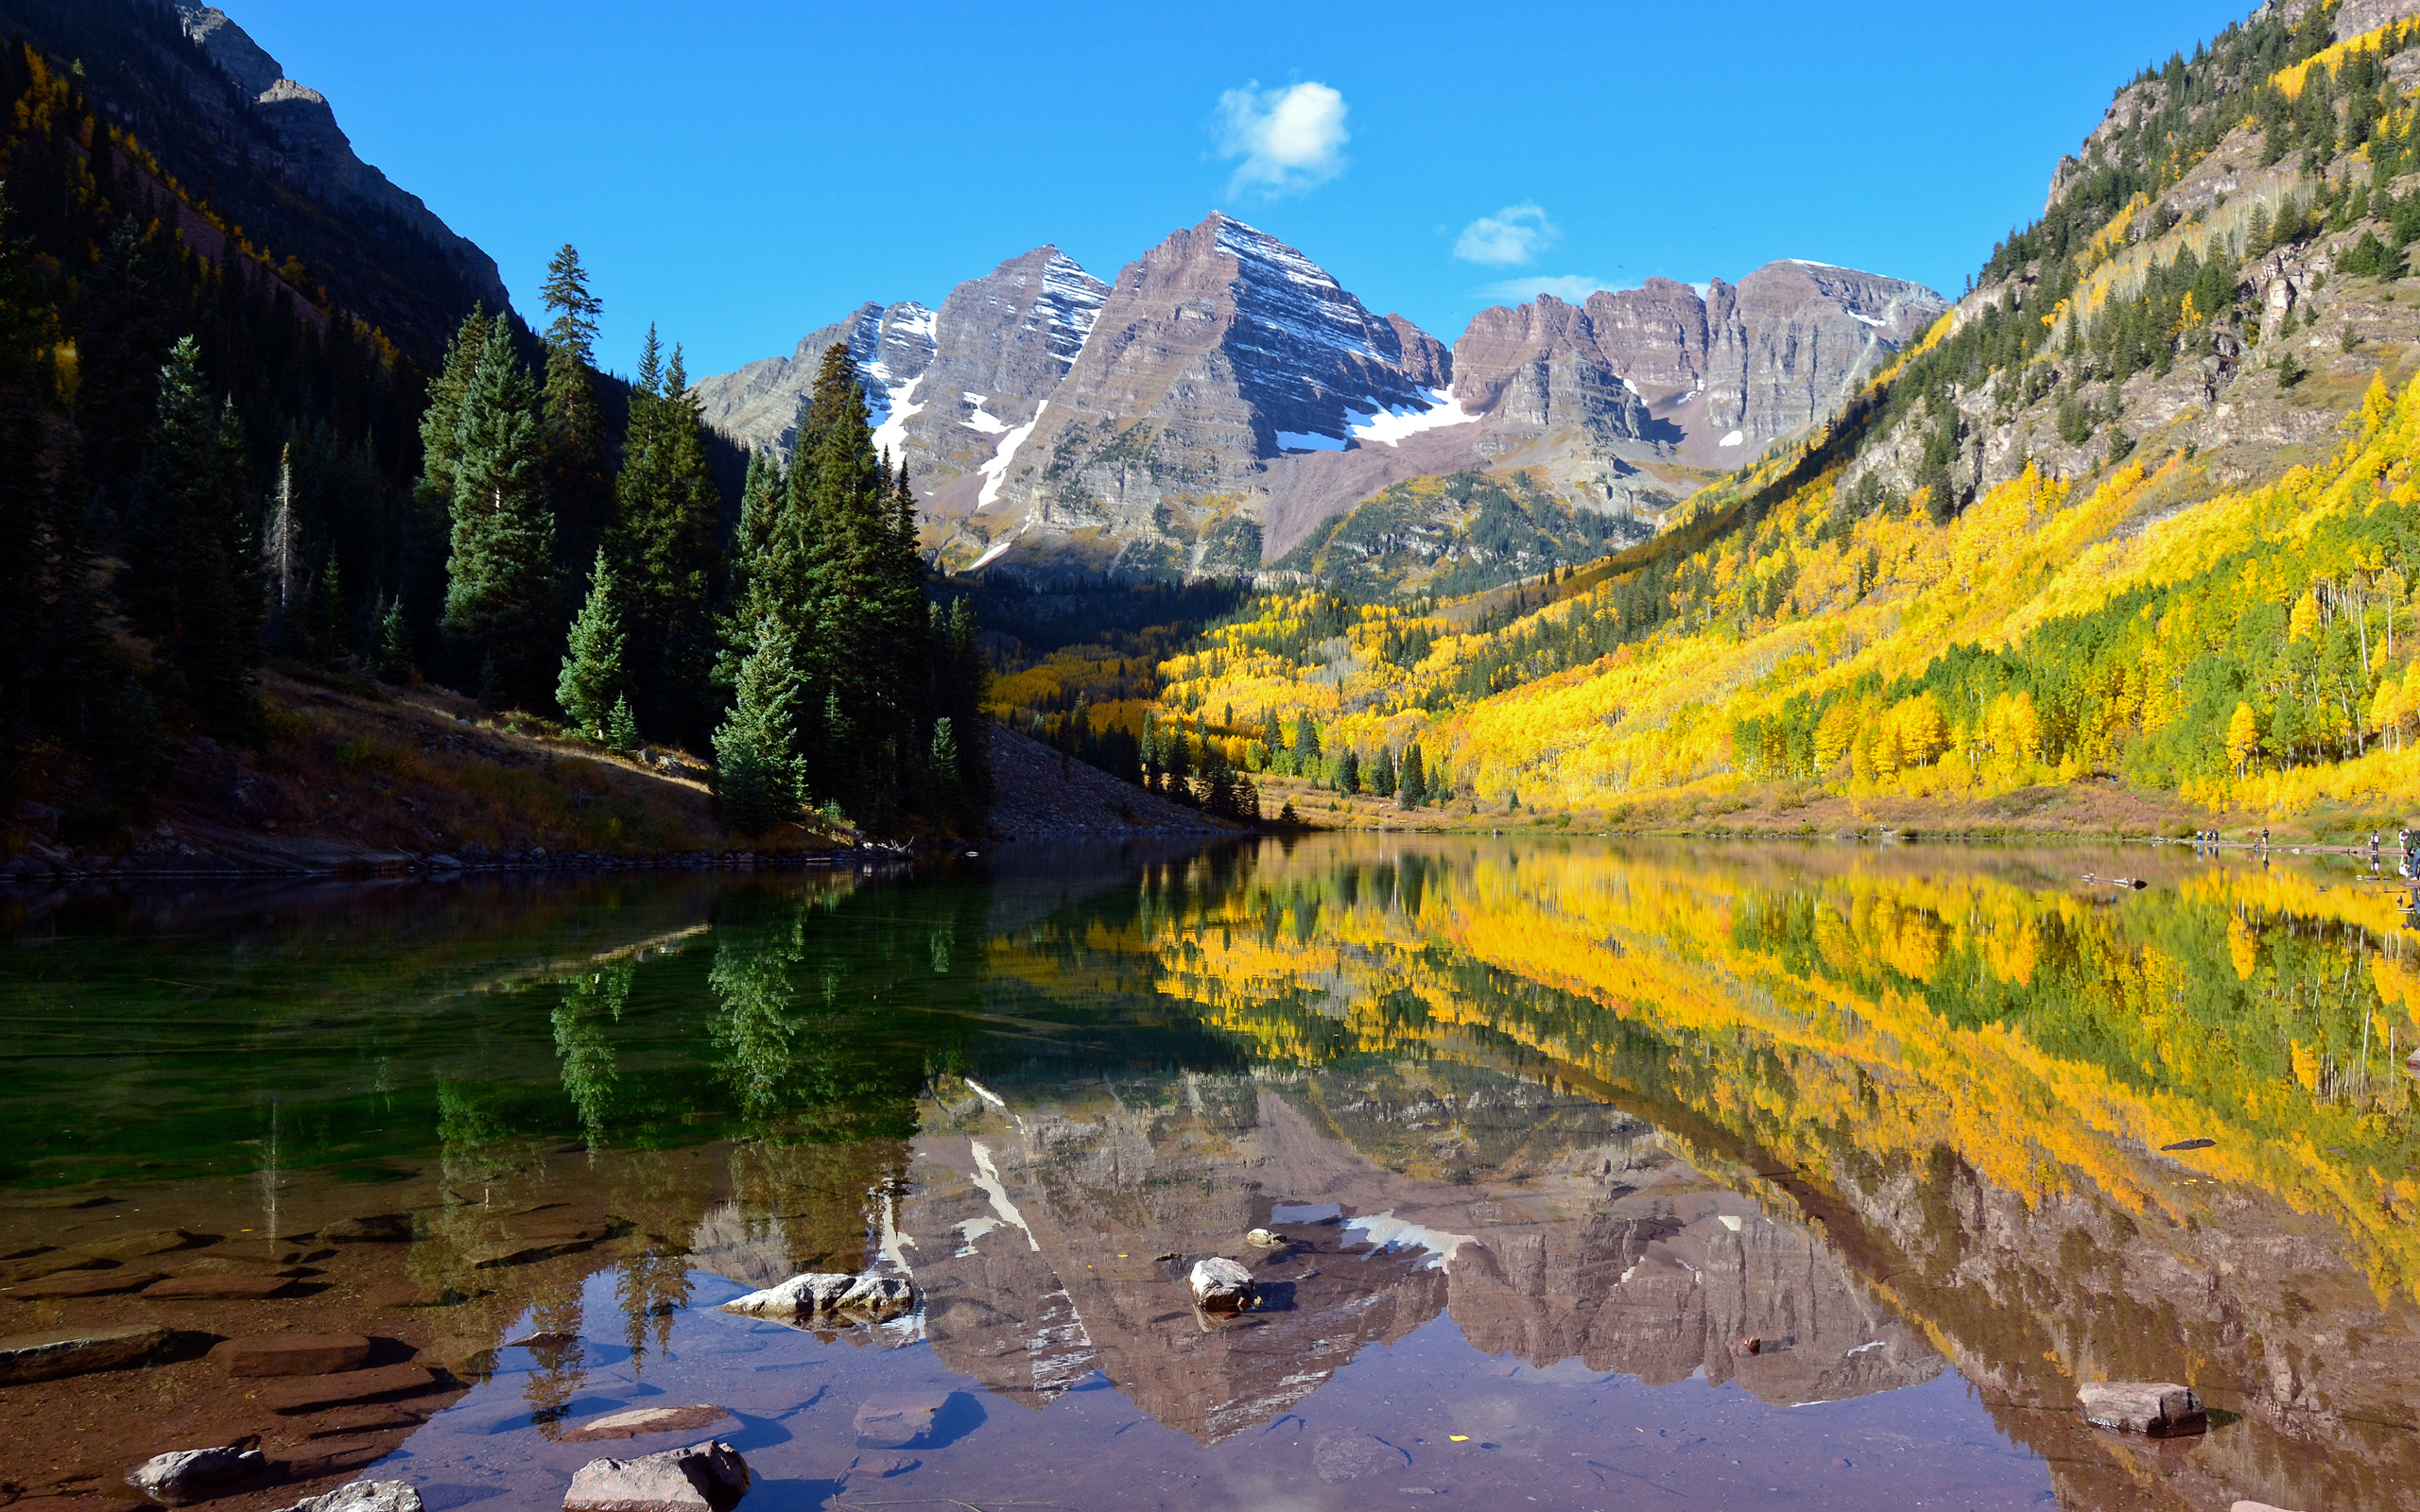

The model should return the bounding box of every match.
[2,835,2417,1512]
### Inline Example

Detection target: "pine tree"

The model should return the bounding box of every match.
[125,337,263,734]
[713,615,806,835]
[75,215,178,514]
[442,318,561,709]
[607,695,640,756]
[1369,746,1397,799]
[613,332,721,747]
[541,246,610,571]
[1398,743,1426,808]
[417,306,493,520]
[374,594,413,683]
[558,546,628,738]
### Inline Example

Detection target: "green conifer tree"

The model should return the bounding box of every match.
[374,594,413,683]
[1398,743,1425,808]
[713,615,806,834]
[442,319,561,709]
[541,246,610,569]
[126,338,263,734]
[613,333,721,747]
[607,695,640,756]
[558,546,628,738]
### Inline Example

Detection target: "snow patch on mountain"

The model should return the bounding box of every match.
[962,395,1011,436]
[1031,250,1109,366]
[871,373,925,460]
[977,402,1046,508]
[1348,387,1479,446]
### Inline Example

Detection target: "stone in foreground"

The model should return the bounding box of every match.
[563,1440,750,1511]
[2078,1380,2206,1436]
[9,1267,166,1299]
[270,1483,424,1512]
[718,1270,913,1325]
[217,1332,373,1377]
[145,1273,299,1300]
[0,1322,171,1383]
[1190,1256,1255,1313]
[566,1404,737,1442]
[128,1445,265,1504]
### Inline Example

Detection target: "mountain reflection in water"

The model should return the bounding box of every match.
[0,836,2413,1511]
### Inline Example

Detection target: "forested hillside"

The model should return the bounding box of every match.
[0,3,985,849]
[1139,1,2420,835]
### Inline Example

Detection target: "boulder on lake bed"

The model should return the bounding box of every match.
[565,1404,736,1442]
[127,1445,265,1504]
[1190,1256,1255,1313]
[718,1270,913,1324]
[215,1332,372,1377]
[853,1395,949,1448]
[269,1483,424,1512]
[2078,1380,2206,1436]
[1245,1228,1287,1248]
[144,1273,299,1300]
[0,1322,171,1383]
[563,1440,750,1511]
[320,1213,415,1243]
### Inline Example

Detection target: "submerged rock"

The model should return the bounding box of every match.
[0,1322,172,1383]
[2078,1380,2206,1436]
[128,1445,265,1504]
[566,1404,737,1442]
[563,1440,750,1511]
[320,1213,415,1243]
[1189,1256,1255,1313]
[216,1332,372,1377]
[853,1394,948,1448]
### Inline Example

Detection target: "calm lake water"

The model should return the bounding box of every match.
[2,836,2416,1512]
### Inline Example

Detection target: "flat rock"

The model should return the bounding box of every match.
[144,1274,299,1300]
[566,1404,737,1443]
[1313,1431,1411,1483]
[268,1482,424,1512]
[469,1224,609,1269]
[128,1446,264,1504]
[320,1213,415,1243]
[260,1363,441,1413]
[299,1404,423,1437]
[2230,1503,2303,1512]
[8,1268,166,1299]
[68,1228,203,1263]
[0,1322,172,1383]
[0,1192,115,1210]
[1190,1256,1255,1313]
[2078,1380,2206,1436]
[216,1333,372,1377]
[854,1394,948,1448]
[563,1440,750,1511]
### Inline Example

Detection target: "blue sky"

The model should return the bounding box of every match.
[222,0,2249,379]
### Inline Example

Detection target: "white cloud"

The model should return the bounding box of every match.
[1454,203,1559,266]
[1482,274,1608,303]
[1215,80,1349,197]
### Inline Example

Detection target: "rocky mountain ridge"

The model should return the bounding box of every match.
[695,214,1945,584]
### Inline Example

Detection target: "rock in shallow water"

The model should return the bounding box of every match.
[2077,1380,2206,1436]
[565,1404,737,1442]
[563,1440,750,1511]
[717,1270,913,1324]
[1189,1256,1255,1313]
[216,1332,372,1377]
[0,1322,171,1383]
[269,1482,424,1512]
[127,1445,265,1504]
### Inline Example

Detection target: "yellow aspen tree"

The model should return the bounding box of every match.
[2226,701,2262,775]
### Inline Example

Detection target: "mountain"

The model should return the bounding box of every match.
[0,0,508,365]
[694,215,1945,584]
[1153,0,2420,837]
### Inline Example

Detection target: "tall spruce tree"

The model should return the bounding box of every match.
[713,614,806,835]
[124,338,263,735]
[557,546,628,739]
[441,318,561,708]
[540,246,610,571]
[612,331,721,747]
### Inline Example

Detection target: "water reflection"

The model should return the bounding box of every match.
[1,841,2415,1510]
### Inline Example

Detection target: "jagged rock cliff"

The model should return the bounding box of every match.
[695,216,1944,583]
